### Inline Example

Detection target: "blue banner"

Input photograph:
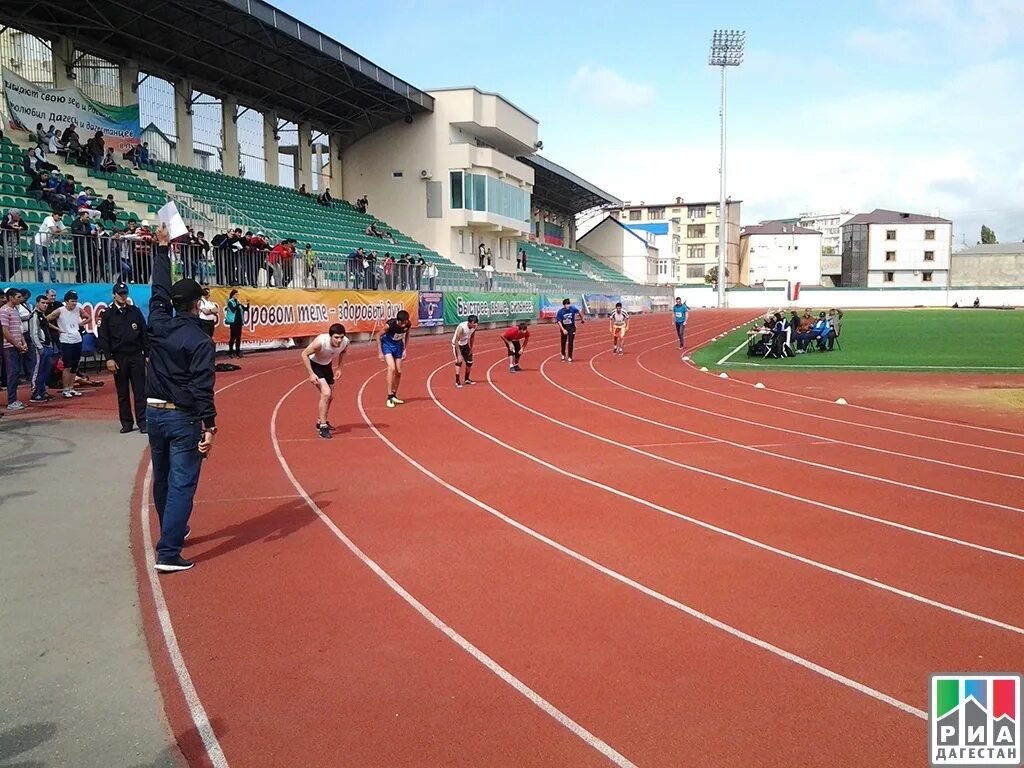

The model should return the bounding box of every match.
[539,294,582,320]
[417,291,444,327]
[582,294,621,315]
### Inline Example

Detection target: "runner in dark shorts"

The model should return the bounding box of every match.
[501,321,531,373]
[300,323,349,439]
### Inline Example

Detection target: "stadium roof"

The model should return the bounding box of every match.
[518,155,622,216]
[4,0,434,148]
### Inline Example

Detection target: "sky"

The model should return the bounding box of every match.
[277,0,1024,246]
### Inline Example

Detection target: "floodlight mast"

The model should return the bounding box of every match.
[709,29,745,308]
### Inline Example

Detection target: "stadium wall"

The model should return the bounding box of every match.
[722,286,1024,309]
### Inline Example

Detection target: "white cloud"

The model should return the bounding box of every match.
[843,27,918,61]
[884,0,1024,50]
[569,65,656,112]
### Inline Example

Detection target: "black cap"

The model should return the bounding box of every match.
[112,282,129,295]
[170,278,203,303]
[64,290,78,301]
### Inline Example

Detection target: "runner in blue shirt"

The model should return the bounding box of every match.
[673,297,689,349]
[372,309,411,408]
[555,298,584,362]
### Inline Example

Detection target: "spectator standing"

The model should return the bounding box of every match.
[397,254,410,290]
[145,226,217,573]
[197,288,218,338]
[383,253,394,290]
[47,290,91,398]
[303,243,318,288]
[281,240,296,287]
[98,282,148,433]
[2,288,29,411]
[224,289,249,357]
[17,289,34,382]
[355,195,368,214]
[516,250,522,271]
[28,294,57,403]
[71,210,95,281]
[521,249,527,271]
[425,260,438,291]
[483,260,495,291]
[414,255,426,291]
[88,131,105,172]
[266,240,288,287]
[478,241,486,268]
[1,209,30,281]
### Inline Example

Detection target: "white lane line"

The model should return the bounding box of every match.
[721,362,1024,371]
[628,347,1024,480]
[412,364,927,720]
[449,360,1024,632]
[569,356,1024,516]
[269,376,638,768]
[716,337,750,366]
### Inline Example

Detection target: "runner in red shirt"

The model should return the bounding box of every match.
[501,321,530,373]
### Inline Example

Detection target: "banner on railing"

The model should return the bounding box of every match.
[442,292,538,325]
[539,294,583,320]
[582,294,621,315]
[417,291,445,327]
[3,68,141,152]
[650,294,673,310]
[620,295,653,313]
[207,287,418,342]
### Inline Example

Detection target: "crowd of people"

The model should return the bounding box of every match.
[344,248,436,291]
[749,307,844,357]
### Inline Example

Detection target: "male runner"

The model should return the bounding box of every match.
[555,298,583,362]
[452,314,479,388]
[609,302,629,355]
[501,321,530,372]
[300,323,349,439]
[673,297,689,348]
[373,309,411,408]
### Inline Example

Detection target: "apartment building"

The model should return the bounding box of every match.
[840,209,952,287]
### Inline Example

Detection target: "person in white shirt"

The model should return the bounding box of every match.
[482,261,495,291]
[451,315,479,388]
[45,290,92,398]
[424,261,438,291]
[300,323,349,439]
[609,302,630,355]
[197,287,218,337]
[34,213,66,282]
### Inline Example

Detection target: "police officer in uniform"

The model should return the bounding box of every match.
[146,224,217,573]
[97,281,148,433]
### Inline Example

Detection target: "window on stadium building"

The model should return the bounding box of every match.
[686,264,705,278]
[450,172,529,222]
[450,171,464,209]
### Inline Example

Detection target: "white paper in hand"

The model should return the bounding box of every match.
[157,200,188,240]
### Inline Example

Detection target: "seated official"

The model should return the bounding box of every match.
[793,310,815,352]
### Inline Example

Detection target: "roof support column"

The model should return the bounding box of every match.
[221,96,240,177]
[173,78,194,167]
[51,36,75,89]
[119,60,139,108]
[263,111,279,186]
[328,133,344,199]
[296,120,313,191]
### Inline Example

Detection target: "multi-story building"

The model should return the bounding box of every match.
[840,209,952,287]
[606,197,742,285]
[738,222,823,287]
[576,217,660,284]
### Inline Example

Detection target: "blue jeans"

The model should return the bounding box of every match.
[148,407,204,561]
[31,346,55,399]
[34,243,57,282]
[4,347,23,403]
[675,322,686,347]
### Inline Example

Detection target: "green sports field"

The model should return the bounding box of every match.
[693,309,1024,372]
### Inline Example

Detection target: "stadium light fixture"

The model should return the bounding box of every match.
[708,29,745,308]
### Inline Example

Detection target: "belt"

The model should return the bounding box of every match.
[147,401,178,410]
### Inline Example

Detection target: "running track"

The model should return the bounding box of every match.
[132,309,1024,768]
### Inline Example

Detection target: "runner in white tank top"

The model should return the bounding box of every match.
[609,303,629,355]
[452,314,479,388]
[300,323,349,439]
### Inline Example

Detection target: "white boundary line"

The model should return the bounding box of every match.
[362,364,930,721]
[716,337,750,366]
[687,318,1024,440]
[581,353,1024,503]
[429,359,1024,635]
[721,362,1024,371]
[270,377,638,768]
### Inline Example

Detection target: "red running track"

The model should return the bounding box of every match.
[132,309,1024,768]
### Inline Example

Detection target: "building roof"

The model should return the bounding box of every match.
[519,155,622,216]
[612,198,743,210]
[579,216,653,249]
[954,243,1024,255]
[844,209,951,226]
[4,0,433,148]
[742,222,821,236]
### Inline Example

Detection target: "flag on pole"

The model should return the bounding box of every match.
[786,281,801,302]
[157,200,188,240]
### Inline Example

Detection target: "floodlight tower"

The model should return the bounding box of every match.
[708,29,745,308]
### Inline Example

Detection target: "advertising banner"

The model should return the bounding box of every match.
[442,292,538,325]
[539,294,582,320]
[582,294,621,315]
[417,291,445,327]
[207,287,418,342]
[650,294,673,310]
[3,68,141,152]
[16,282,151,356]
[620,295,653,313]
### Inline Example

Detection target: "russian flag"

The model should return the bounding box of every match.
[787,281,801,302]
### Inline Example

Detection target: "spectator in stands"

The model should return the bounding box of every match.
[303,243,318,288]
[35,122,48,148]
[33,211,65,283]
[382,253,394,290]
[478,241,487,268]
[2,288,29,411]
[521,249,528,271]
[193,231,211,285]
[137,142,153,169]
[366,250,378,290]
[414,255,426,291]
[483,259,495,291]
[298,183,310,197]
[247,231,269,287]
[88,131,105,172]
[365,222,381,239]
[266,240,288,287]
[101,148,118,172]
[1,209,29,281]
[71,210,96,281]
[28,294,57,403]
[424,260,438,291]
[46,124,62,154]
[33,145,58,173]
[323,189,333,205]
[347,247,365,288]
[396,254,410,290]
[60,123,79,157]
[386,231,397,245]
[282,240,297,287]
[99,194,117,226]
[355,195,368,214]
[516,249,522,270]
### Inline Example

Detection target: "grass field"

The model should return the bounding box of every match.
[693,309,1024,372]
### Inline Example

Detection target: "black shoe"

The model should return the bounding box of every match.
[155,556,194,572]
[120,425,134,433]
[319,424,332,439]
[139,423,147,434]
[464,378,476,385]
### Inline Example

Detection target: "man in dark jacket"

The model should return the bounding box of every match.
[98,281,148,433]
[146,224,217,573]
[98,194,117,226]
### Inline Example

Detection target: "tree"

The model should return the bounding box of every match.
[822,245,835,255]
[704,265,729,287]
[981,225,997,244]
